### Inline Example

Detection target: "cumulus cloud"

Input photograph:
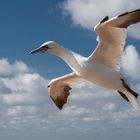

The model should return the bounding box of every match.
[0,59,49,106]
[121,45,140,79]
[2,73,48,106]
[61,0,140,39]
[0,57,140,138]
[0,58,30,76]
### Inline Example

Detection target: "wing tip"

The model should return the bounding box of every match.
[118,9,140,17]
[50,91,70,110]
[100,16,109,24]
[118,12,128,17]
[50,96,64,110]
[129,9,140,14]
[58,105,63,110]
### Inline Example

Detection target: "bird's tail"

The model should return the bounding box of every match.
[118,79,140,112]
[123,90,140,112]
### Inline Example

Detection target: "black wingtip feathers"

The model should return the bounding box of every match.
[100,16,109,23]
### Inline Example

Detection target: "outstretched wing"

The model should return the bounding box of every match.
[48,73,83,110]
[88,9,140,70]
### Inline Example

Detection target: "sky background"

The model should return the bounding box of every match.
[0,0,140,140]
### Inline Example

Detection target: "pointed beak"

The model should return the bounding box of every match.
[29,45,50,54]
[29,47,42,54]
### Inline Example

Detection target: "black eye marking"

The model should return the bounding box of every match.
[42,45,47,48]
[48,85,50,88]
[42,45,51,49]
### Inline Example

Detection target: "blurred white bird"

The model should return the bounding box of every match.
[30,9,140,111]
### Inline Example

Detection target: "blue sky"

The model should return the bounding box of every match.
[0,0,140,140]
[0,0,94,78]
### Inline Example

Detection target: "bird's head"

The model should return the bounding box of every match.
[29,41,61,55]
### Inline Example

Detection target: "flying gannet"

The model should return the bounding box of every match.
[30,9,140,111]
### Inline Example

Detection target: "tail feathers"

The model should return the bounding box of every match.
[124,91,140,112]
[121,79,139,98]
[119,79,140,111]
[118,91,129,102]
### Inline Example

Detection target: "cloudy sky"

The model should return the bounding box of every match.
[0,0,140,140]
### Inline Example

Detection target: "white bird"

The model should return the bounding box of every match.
[30,9,140,111]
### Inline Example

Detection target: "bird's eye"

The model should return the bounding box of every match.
[42,45,51,49]
[42,45,46,48]
[48,85,50,88]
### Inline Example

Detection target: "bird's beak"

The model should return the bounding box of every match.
[29,45,50,54]
[29,47,42,54]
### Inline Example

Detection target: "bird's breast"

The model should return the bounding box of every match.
[78,61,122,90]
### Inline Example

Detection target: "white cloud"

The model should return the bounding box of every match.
[0,59,50,107]
[128,26,140,40]
[121,45,140,79]
[1,73,48,106]
[61,0,140,39]
[6,106,40,117]
[102,102,116,111]
[0,57,140,139]
[0,58,30,76]
[59,105,90,117]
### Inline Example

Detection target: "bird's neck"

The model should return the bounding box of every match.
[52,46,81,73]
